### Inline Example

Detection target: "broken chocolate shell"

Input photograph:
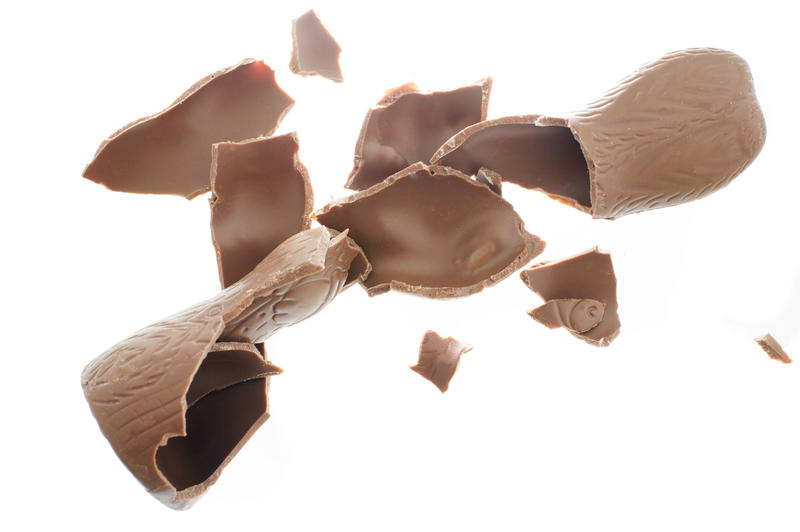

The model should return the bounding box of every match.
[81,227,368,508]
[754,333,792,364]
[476,167,502,195]
[529,298,605,334]
[433,48,766,219]
[345,80,491,191]
[410,331,472,393]
[316,162,545,298]
[83,59,294,199]
[289,9,343,82]
[520,249,619,346]
[210,132,313,288]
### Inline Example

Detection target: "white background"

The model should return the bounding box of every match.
[2,0,798,530]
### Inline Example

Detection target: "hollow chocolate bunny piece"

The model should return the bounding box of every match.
[81,227,369,509]
[289,9,344,82]
[83,59,294,199]
[410,331,472,393]
[433,48,766,219]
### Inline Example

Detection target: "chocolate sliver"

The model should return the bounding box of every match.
[345,80,491,191]
[317,162,545,298]
[529,298,605,334]
[289,10,343,82]
[432,116,590,209]
[211,133,313,288]
[754,334,792,364]
[476,167,502,195]
[410,331,472,393]
[155,343,277,494]
[82,227,366,508]
[83,59,294,199]
[521,249,619,346]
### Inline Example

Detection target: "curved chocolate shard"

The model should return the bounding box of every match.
[83,59,294,199]
[345,80,491,191]
[433,48,766,219]
[521,249,619,346]
[529,298,605,334]
[317,162,544,298]
[81,227,367,508]
[289,9,343,82]
[210,132,313,288]
[411,331,472,393]
[754,334,792,364]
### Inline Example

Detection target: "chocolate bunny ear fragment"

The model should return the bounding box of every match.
[81,227,368,509]
[433,48,766,219]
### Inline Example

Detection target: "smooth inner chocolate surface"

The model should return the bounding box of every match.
[289,10,343,82]
[317,163,544,298]
[83,60,294,198]
[433,117,591,207]
[211,133,313,287]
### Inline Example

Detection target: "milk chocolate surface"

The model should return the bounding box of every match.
[755,333,792,364]
[529,298,605,334]
[345,80,491,190]
[521,249,619,346]
[316,162,544,298]
[83,59,294,198]
[476,167,503,195]
[410,331,472,393]
[211,133,313,287]
[82,227,368,508]
[289,10,343,82]
[433,48,766,219]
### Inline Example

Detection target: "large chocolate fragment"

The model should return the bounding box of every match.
[754,334,792,364]
[211,133,313,288]
[433,48,766,219]
[289,10,343,83]
[529,298,605,334]
[316,162,545,298]
[410,331,472,393]
[83,59,294,199]
[82,227,368,508]
[345,80,491,191]
[521,249,619,346]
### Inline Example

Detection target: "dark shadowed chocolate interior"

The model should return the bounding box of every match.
[433,118,591,207]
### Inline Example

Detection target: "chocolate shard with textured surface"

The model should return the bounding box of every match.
[410,331,472,393]
[316,162,544,298]
[83,59,294,199]
[345,80,491,191]
[289,9,343,82]
[755,334,792,364]
[521,249,619,346]
[433,48,766,219]
[81,227,368,509]
[529,298,605,334]
[211,132,313,288]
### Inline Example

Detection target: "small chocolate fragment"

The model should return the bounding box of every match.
[410,331,472,393]
[754,334,792,364]
[476,167,502,195]
[210,133,313,288]
[82,227,368,508]
[346,80,491,191]
[316,162,545,298]
[433,48,766,219]
[83,59,294,199]
[521,249,619,346]
[289,10,343,82]
[529,298,605,334]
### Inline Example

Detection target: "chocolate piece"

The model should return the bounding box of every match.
[289,10,343,82]
[433,48,766,219]
[410,331,472,393]
[210,133,313,287]
[476,167,502,195]
[345,80,491,191]
[520,249,619,346]
[754,334,792,364]
[529,298,605,334]
[316,162,545,298]
[83,59,294,199]
[82,227,368,508]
